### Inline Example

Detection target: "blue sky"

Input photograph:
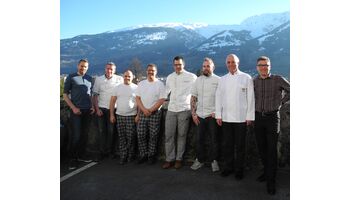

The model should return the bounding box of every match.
[61,0,289,39]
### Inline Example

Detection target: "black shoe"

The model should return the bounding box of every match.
[267,182,276,195]
[235,171,244,180]
[256,173,266,182]
[119,157,127,165]
[127,156,135,163]
[148,156,156,164]
[111,154,118,159]
[220,170,233,177]
[137,156,147,164]
[68,159,78,170]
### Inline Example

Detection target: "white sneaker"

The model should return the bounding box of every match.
[211,160,220,172]
[191,158,204,170]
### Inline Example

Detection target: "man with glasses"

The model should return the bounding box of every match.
[190,57,220,172]
[135,64,166,164]
[215,54,255,180]
[162,56,197,169]
[92,62,123,161]
[63,59,95,170]
[253,56,290,195]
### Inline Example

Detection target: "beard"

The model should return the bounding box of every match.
[203,71,211,76]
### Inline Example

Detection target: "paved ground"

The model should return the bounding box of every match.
[60,157,290,200]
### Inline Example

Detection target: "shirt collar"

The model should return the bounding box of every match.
[257,73,272,80]
[228,70,240,76]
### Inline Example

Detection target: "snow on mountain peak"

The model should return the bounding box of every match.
[134,31,168,45]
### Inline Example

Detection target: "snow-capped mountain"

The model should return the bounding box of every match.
[105,11,289,39]
[240,11,290,37]
[61,11,290,78]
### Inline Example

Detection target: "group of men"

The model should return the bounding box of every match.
[63,54,289,195]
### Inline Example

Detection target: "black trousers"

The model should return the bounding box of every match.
[96,108,116,155]
[196,116,219,162]
[222,122,247,172]
[254,111,280,184]
[69,109,92,159]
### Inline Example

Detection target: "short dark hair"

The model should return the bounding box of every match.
[78,58,88,65]
[147,63,157,71]
[106,61,116,67]
[257,56,270,63]
[173,56,185,65]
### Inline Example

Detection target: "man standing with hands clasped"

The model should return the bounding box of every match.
[190,57,220,172]
[215,54,255,180]
[135,64,166,164]
[253,56,290,195]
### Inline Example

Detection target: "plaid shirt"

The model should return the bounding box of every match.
[253,74,290,112]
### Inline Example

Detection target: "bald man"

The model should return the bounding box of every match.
[109,70,138,165]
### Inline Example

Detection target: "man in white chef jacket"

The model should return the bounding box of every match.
[215,54,255,180]
[162,56,197,169]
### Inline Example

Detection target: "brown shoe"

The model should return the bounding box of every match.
[174,160,182,169]
[162,161,173,169]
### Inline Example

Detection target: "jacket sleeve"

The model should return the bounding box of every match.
[215,78,223,119]
[246,77,255,121]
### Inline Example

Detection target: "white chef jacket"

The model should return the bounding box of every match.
[191,74,220,118]
[215,70,255,122]
[166,70,197,112]
[92,74,123,109]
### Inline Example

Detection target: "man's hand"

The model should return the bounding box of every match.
[90,107,95,115]
[143,109,151,117]
[96,108,103,117]
[135,115,140,123]
[246,120,253,126]
[72,107,81,115]
[110,115,116,124]
[192,114,200,126]
[216,118,222,126]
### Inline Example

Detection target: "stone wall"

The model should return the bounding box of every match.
[60,100,290,169]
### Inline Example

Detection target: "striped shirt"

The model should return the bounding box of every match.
[253,74,290,113]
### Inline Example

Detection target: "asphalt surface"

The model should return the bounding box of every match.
[60,158,290,200]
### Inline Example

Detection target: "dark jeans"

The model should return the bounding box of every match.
[196,116,219,162]
[254,111,280,184]
[97,108,116,155]
[222,122,247,172]
[69,109,92,159]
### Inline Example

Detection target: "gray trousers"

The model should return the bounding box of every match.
[164,110,191,161]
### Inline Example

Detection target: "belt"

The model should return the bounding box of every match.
[256,110,278,117]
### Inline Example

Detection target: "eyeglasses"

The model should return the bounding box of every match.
[257,64,270,67]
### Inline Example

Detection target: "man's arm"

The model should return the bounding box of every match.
[93,95,102,116]
[109,96,117,123]
[63,93,81,115]
[280,76,290,104]
[135,96,151,116]
[148,98,165,113]
[191,95,200,125]
[215,80,223,126]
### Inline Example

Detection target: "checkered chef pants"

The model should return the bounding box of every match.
[137,110,162,158]
[116,114,137,160]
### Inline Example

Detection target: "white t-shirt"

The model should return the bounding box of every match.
[113,83,138,116]
[92,74,123,109]
[135,79,167,109]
